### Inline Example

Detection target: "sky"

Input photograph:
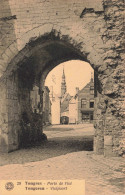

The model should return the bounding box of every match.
[45,60,94,96]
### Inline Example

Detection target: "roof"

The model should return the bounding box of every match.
[60,93,72,113]
[61,93,72,104]
[70,79,94,101]
[78,79,94,94]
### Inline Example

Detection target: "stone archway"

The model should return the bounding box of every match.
[0,20,124,156]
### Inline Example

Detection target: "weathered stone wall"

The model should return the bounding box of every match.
[0,0,124,156]
[101,0,124,156]
[0,0,18,75]
[0,80,9,152]
[6,73,20,152]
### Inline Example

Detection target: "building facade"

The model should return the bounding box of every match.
[68,78,94,124]
[77,78,94,123]
[49,87,61,125]
[69,94,78,124]
[60,67,94,124]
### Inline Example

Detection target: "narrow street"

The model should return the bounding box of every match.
[0,124,124,195]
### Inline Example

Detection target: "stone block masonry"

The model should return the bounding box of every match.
[0,0,124,156]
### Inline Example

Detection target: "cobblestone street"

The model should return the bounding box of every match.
[0,124,124,195]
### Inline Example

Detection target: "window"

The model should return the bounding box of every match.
[81,99,86,108]
[90,100,94,108]
[90,86,94,95]
[82,113,89,121]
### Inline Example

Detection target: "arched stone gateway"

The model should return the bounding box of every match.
[0,0,124,157]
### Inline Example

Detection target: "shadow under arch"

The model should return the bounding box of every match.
[3,30,92,79]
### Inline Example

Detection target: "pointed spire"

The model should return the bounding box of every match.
[62,65,65,78]
[61,65,67,97]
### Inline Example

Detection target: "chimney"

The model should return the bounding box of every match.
[76,87,79,94]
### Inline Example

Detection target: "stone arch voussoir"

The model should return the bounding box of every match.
[0,22,105,80]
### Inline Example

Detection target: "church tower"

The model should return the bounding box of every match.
[61,66,67,97]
